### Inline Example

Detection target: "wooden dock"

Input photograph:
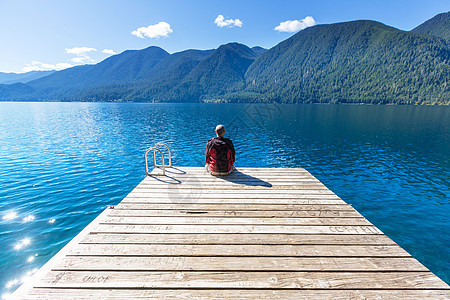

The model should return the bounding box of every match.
[12,167,450,299]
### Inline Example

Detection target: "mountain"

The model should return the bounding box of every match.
[0,70,55,84]
[73,49,214,102]
[0,13,449,104]
[411,11,450,40]
[71,43,259,102]
[0,83,35,99]
[144,49,214,84]
[28,46,170,91]
[172,43,259,100]
[251,46,267,57]
[244,20,449,104]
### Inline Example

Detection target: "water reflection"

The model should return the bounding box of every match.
[2,212,17,221]
[22,215,35,222]
[13,238,31,251]
[27,255,37,263]
[2,268,38,299]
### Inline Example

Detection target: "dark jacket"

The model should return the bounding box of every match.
[205,136,235,173]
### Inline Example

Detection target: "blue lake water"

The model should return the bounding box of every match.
[0,102,449,295]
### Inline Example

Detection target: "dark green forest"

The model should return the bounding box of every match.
[244,20,449,104]
[0,12,449,104]
[412,11,450,40]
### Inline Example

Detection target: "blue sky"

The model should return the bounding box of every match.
[0,0,448,73]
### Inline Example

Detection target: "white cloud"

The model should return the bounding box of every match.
[214,15,243,28]
[132,22,173,39]
[65,46,97,63]
[102,49,117,55]
[70,57,87,63]
[23,61,73,72]
[65,47,97,56]
[274,16,316,32]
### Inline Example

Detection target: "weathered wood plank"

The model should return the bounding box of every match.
[127,189,338,195]
[165,167,309,172]
[152,176,317,180]
[38,271,448,289]
[81,233,396,245]
[122,198,346,205]
[153,172,316,178]
[92,224,381,234]
[142,176,321,181]
[114,203,354,211]
[142,177,321,182]
[69,244,409,257]
[162,169,312,175]
[136,184,329,190]
[108,209,363,218]
[22,289,450,300]
[100,216,372,226]
[57,256,428,271]
[144,173,318,179]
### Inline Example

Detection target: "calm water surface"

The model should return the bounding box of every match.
[0,102,449,295]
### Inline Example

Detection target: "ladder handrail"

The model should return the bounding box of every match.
[154,142,172,167]
[145,147,165,176]
[144,142,172,176]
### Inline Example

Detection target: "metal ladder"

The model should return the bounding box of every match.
[144,142,172,176]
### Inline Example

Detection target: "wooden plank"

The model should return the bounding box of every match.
[144,181,324,185]
[153,173,317,178]
[38,271,448,289]
[56,256,428,271]
[136,184,329,190]
[92,224,382,234]
[81,233,396,245]
[100,216,372,226]
[22,289,450,300]
[163,169,312,175]
[144,173,319,178]
[147,176,320,181]
[127,189,338,195]
[125,195,341,201]
[114,203,354,211]
[107,209,363,218]
[143,177,321,182]
[122,198,346,204]
[68,244,409,257]
[142,177,322,182]
[146,176,315,180]
[169,168,309,173]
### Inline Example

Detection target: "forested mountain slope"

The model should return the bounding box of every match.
[243,20,449,104]
[412,11,450,40]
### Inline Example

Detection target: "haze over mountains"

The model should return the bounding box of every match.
[0,71,55,84]
[1,12,449,104]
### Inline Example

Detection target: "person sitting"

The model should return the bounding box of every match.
[205,124,235,175]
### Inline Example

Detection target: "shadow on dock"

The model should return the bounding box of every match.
[219,170,272,187]
[149,167,272,187]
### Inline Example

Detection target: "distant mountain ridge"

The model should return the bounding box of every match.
[0,70,55,84]
[0,11,448,104]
